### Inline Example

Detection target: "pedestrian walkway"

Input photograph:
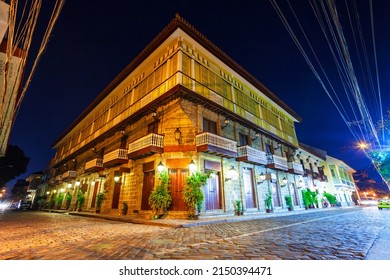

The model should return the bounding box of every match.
[45,206,340,228]
[365,216,390,260]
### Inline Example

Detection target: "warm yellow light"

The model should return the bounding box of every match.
[358,142,369,149]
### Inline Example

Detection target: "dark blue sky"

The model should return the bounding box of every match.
[8,0,390,185]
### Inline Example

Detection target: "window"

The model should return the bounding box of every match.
[148,121,159,134]
[265,143,272,154]
[203,118,216,134]
[239,133,248,146]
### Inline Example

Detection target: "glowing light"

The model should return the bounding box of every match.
[358,142,369,149]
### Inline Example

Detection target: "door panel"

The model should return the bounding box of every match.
[205,172,221,210]
[243,168,256,208]
[168,168,188,211]
[272,182,281,207]
[141,171,155,210]
[111,182,121,209]
[91,181,99,208]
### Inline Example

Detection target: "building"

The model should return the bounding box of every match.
[47,14,307,217]
[296,143,330,208]
[0,1,63,157]
[326,155,360,206]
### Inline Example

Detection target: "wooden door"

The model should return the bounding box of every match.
[291,184,299,206]
[243,168,256,209]
[111,181,121,209]
[141,171,155,210]
[168,168,188,211]
[205,172,221,210]
[91,181,99,208]
[271,182,281,207]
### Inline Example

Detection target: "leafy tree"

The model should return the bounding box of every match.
[0,145,30,185]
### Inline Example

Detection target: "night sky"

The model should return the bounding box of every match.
[7,0,390,186]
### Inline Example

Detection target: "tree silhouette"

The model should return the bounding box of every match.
[0,145,30,186]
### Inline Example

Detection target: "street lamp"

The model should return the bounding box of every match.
[358,142,369,149]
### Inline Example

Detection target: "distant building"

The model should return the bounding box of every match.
[10,179,28,201]
[25,171,45,207]
[326,155,360,206]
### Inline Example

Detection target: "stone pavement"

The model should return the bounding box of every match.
[50,207,339,228]
[1,206,388,260]
[45,206,390,260]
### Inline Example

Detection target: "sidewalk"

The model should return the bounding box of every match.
[365,218,390,260]
[45,207,338,228]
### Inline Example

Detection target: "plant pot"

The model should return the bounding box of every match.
[235,211,241,216]
[95,209,101,214]
[266,209,272,213]
[288,207,293,211]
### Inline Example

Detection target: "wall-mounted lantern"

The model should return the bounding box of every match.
[114,171,121,182]
[252,132,260,141]
[225,166,238,181]
[221,118,230,129]
[174,128,182,144]
[189,160,197,173]
[157,161,165,172]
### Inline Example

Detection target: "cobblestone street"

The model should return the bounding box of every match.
[0,207,388,260]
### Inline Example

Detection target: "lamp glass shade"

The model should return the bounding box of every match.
[157,161,165,172]
[259,172,266,181]
[189,160,197,172]
[227,166,237,180]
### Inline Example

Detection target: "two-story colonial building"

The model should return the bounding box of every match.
[48,14,305,217]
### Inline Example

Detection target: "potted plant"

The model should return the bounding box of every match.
[265,190,273,213]
[95,191,105,213]
[76,189,85,212]
[121,201,128,215]
[301,189,310,209]
[323,191,337,207]
[56,193,64,209]
[235,200,242,216]
[285,195,294,211]
[183,171,211,220]
[149,170,172,220]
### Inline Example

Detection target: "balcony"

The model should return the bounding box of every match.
[62,170,76,181]
[320,174,328,182]
[54,175,62,182]
[84,158,104,173]
[196,132,237,158]
[288,161,304,175]
[128,133,164,160]
[304,169,312,177]
[103,148,128,168]
[266,154,288,171]
[237,145,267,165]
